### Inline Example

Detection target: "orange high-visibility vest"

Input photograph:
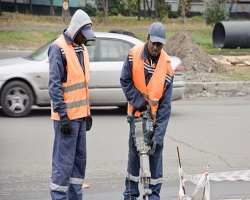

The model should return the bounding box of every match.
[51,35,90,120]
[127,44,173,123]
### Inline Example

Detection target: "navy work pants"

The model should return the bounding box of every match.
[123,135,163,200]
[50,119,86,200]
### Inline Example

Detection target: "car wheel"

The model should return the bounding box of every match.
[0,81,34,117]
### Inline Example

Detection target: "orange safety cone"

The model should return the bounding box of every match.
[82,183,90,189]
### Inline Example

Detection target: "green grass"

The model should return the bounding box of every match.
[0,12,250,55]
[0,30,61,50]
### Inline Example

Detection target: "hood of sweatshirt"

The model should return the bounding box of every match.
[65,9,93,41]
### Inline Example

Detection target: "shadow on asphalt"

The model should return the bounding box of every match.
[0,106,127,118]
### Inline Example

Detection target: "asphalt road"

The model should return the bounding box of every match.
[0,98,250,200]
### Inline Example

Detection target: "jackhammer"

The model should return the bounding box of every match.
[127,105,155,200]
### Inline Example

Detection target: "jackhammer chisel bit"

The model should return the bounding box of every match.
[127,105,154,199]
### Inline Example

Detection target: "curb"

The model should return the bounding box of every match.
[184,81,250,98]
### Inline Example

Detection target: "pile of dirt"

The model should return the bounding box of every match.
[165,32,225,82]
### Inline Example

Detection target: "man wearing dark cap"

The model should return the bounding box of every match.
[120,22,174,200]
[48,9,95,200]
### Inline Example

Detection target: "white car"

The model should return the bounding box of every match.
[0,32,185,117]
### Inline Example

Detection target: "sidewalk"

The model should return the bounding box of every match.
[184,55,250,99]
[184,81,250,99]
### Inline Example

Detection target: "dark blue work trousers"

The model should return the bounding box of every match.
[123,135,163,200]
[50,119,86,200]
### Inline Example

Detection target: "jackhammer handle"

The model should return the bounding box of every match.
[131,104,150,116]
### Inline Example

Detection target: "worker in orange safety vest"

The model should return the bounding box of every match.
[120,22,174,200]
[48,9,95,200]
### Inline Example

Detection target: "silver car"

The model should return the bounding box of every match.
[0,32,185,117]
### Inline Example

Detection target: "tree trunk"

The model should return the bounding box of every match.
[29,0,32,14]
[143,0,146,18]
[62,0,70,22]
[145,0,151,17]
[127,0,130,16]
[50,0,54,15]
[229,0,234,16]
[181,0,186,23]
[0,0,2,16]
[137,0,140,20]
[102,0,108,24]
[14,0,18,12]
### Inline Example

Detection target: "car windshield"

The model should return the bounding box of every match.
[26,38,55,61]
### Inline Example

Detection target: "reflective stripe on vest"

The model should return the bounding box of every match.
[63,82,86,93]
[127,44,173,123]
[51,35,90,120]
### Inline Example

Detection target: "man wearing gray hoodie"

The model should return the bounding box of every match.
[48,9,95,200]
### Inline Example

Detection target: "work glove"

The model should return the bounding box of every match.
[60,115,72,135]
[137,101,148,112]
[86,116,93,131]
[149,141,157,155]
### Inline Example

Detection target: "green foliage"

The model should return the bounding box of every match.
[127,0,137,16]
[95,0,104,11]
[168,11,180,18]
[203,0,229,26]
[109,7,119,15]
[81,4,96,16]
[178,0,191,16]
[108,0,127,16]
[154,1,170,20]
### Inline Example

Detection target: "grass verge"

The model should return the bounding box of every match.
[1,12,250,55]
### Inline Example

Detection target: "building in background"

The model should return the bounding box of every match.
[1,0,250,18]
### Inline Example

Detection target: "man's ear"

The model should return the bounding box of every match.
[147,34,150,41]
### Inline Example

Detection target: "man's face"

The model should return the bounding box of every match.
[147,38,163,57]
[74,31,87,45]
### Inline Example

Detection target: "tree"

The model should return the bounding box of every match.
[178,0,191,23]
[62,0,70,22]
[103,0,109,24]
[14,0,18,12]
[181,0,185,23]
[137,0,140,20]
[228,0,235,16]
[0,0,2,16]
[29,0,32,14]
[143,0,146,18]
[203,0,229,26]
[155,0,169,20]
[50,0,55,15]
[127,0,137,16]
[145,0,151,17]
[109,0,126,16]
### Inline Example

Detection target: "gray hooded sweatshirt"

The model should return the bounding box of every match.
[66,9,93,41]
[48,9,93,117]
